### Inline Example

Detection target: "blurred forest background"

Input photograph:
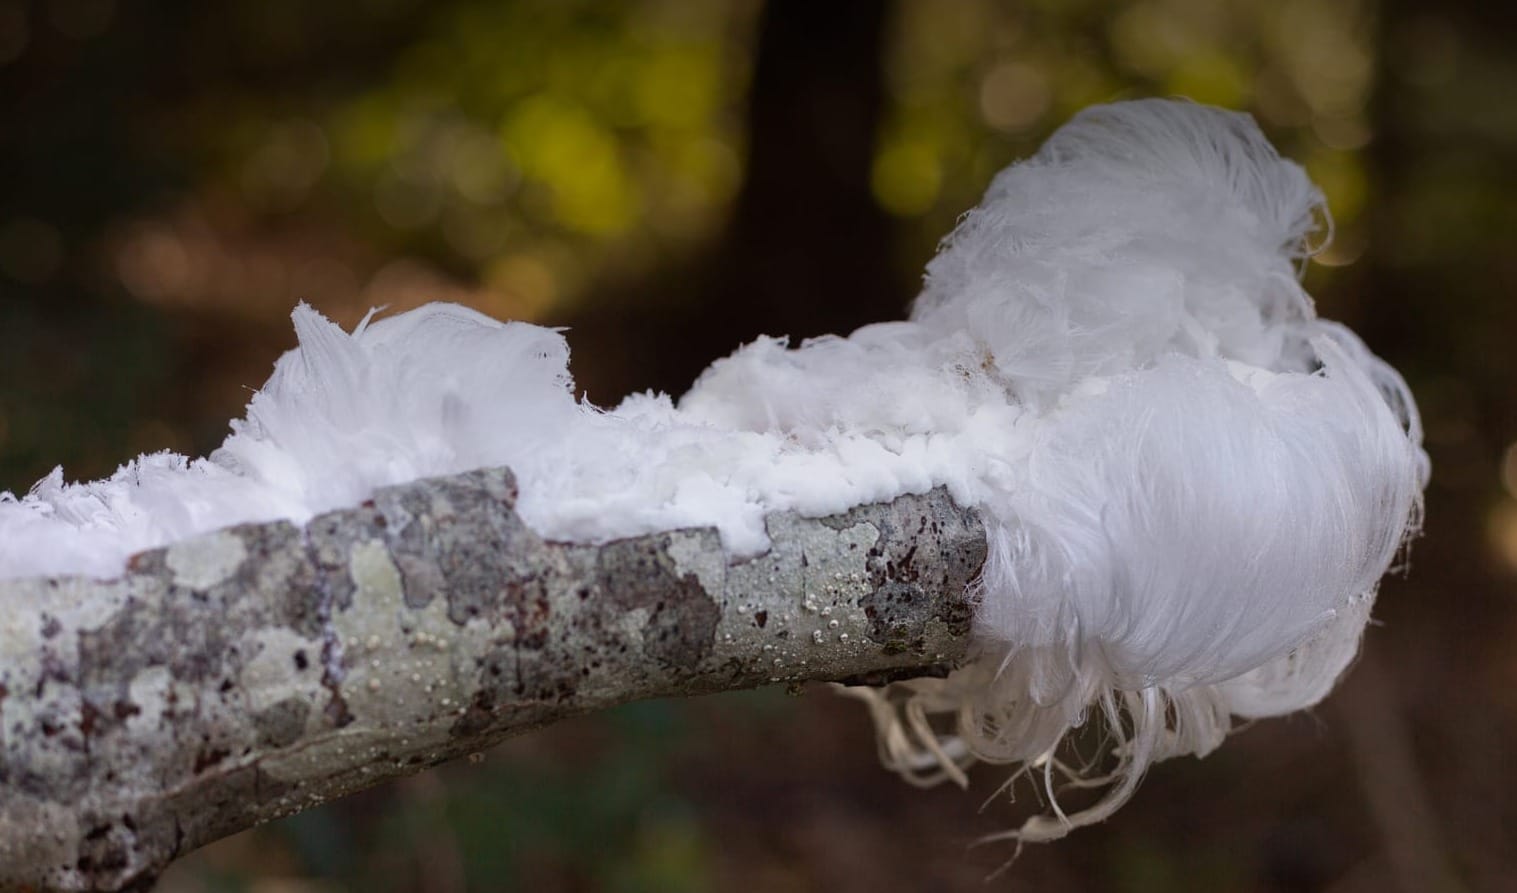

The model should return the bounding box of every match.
[2,0,1514,890]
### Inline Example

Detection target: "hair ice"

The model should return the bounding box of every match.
[0,99,1426,841]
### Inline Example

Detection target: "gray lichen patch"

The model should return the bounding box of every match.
[857,491,982,649]
[239,626,326,744]
[310,537,501,780]
[591,531,722,673]
[369,467,539,621]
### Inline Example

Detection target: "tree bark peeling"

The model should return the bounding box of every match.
[0,467,985,892]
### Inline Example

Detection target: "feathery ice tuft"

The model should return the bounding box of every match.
[0,100,1427,840]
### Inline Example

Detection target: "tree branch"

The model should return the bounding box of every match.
[0,467,985,892]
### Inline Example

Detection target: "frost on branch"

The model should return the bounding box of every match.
[0,99,1428,882]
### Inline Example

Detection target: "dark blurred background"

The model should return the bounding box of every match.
[2,0,1513,889]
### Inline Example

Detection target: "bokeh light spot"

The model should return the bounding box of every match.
[503,95,636,235]
[1313,114,1373,151]
[115,225,191,303]
[634,47,721,130]
[486,254,557,320]
[1305,149,1368,225]
[1487,499,1517,573]
[1109,3,1194,78]
[978,61,1051,133]
[1501,442,1517,500]
[871,140,941,217]
[1165,51,1250,108]
[241,119,330,213]
[448,130,518,206]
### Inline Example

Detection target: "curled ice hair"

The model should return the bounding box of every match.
[842,100,1426,841]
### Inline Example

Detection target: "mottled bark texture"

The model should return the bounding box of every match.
[0,467,985,892]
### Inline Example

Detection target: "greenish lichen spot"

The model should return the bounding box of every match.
[165,531,248,590]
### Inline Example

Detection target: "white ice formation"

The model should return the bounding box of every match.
[0,100,1427,840]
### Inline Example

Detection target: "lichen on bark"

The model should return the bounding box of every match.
[0,466,985,892]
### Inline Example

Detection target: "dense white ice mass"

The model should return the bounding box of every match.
[0,100,1427,838]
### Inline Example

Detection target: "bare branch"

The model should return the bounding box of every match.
[0,467,985,892]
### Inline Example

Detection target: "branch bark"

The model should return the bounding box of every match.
[0,467,985,892]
